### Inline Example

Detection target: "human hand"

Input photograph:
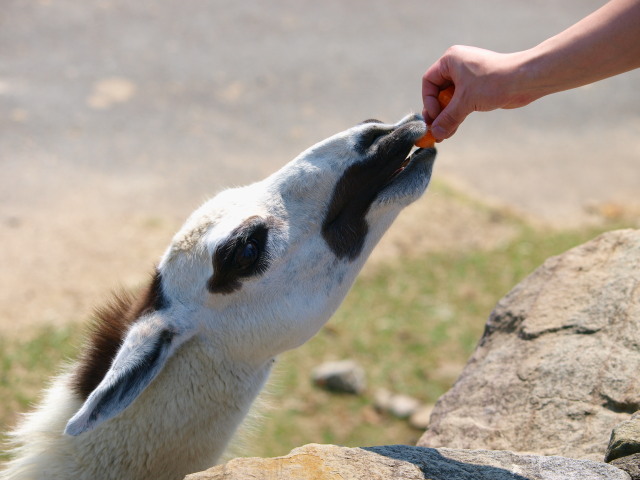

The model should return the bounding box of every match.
[423,1,640,141]
[422,46,533,141]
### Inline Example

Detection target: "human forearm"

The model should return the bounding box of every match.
[422,0,640,140]
[516,0,640,102]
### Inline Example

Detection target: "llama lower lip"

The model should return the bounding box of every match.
[386,147,432,185]
[377,146,435,201]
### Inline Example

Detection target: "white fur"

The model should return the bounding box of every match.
[1,115,434,480]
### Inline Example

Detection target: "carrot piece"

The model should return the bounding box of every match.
[437,85,455,107]
[415,85,455,147]
[414,130,436,148]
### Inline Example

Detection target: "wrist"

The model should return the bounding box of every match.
[498,49,553,108]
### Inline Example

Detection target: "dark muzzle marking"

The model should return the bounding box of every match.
[322,123,416,261]
[321,160,371,261]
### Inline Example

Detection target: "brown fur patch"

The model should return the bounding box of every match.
[71,270,168,400]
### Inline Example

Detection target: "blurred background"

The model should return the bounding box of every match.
[1,0,639,459]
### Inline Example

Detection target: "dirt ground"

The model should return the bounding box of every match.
[1,0,639,338]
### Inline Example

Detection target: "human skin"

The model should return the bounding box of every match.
[422,0,640,141]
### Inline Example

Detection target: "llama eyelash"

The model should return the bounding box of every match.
[208,216,273,295]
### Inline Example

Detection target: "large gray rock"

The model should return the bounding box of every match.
[419,229,640,461]
[184,443,630,480]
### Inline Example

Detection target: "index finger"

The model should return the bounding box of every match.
[421,59,451,123]
[421,56,452,97]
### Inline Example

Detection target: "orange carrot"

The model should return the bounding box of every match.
[437,85,455,107]
[415,130,437,149]
[415,85,455,148]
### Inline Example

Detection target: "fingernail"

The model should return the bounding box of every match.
[431,125,446,140]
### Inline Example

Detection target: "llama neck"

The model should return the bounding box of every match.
[5,336,274,480]
[86,335,275,478]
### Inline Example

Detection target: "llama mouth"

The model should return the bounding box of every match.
[385,146,434,187]
[376,116,436,198]
[388,155,412,181]
[371,115,435,190]
[322,117,435,261]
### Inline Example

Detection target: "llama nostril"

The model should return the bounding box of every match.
[356,126,393,153]
[403,113,424,124]
[359,118,384,125]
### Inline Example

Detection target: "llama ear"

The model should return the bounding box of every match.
[65,317,192,436]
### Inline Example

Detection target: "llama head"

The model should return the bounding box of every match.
[65,114,435,436]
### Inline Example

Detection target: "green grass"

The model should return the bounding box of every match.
[0,326,80,461]
[0,218,628,463]
[249,224,621,458]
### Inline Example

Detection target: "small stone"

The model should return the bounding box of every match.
[409,405,434,430]
[373,389,421,419]
[606,411,640,462]
[388,394,421,419]
[312,360,366,394]
[373,388,393,412]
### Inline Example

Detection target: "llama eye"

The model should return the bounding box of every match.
[209,218,272,294]
[235,240,259,269]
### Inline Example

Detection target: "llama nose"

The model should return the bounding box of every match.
[397,113,424,127]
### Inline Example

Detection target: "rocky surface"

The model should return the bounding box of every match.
[606,412,640,479]
[606,411,640,462]
[418,229,640,461]
[185,443,630,480]
[185,230,640,479]
[609,453,640,480]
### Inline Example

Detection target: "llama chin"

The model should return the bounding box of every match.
[1,114,435,480]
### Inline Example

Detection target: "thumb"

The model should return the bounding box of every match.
[431,96,469,141]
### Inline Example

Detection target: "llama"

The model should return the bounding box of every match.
[1,114,436,480]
